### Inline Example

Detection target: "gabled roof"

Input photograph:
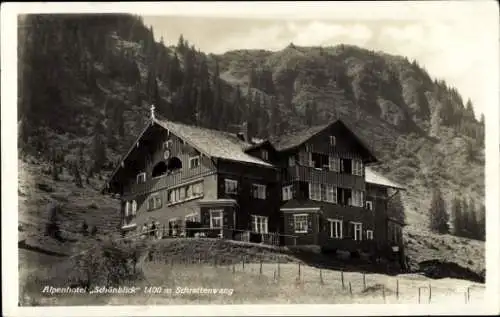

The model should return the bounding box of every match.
[365,167,405,190]
[154,119,274,168]
[270,119,378,163]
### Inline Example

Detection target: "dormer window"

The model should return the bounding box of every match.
[261,149,269,160]
[189,156,200,169]
[136,172,146,184]
[329,136,336,146]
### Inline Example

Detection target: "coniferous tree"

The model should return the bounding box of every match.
[428,187,449,234]
[91,117,106,175]
[451,196,463,236]
[212,59,223,130]
[269,96,280,136]
[477,203,486,241]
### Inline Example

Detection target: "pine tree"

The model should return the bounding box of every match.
[212,59,223,130]
[428,187,449,234]
[269,96,280,136]
[477,203,486,241]
[451,196,463,236]
[91,117,106,175]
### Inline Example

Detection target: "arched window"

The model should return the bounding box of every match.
[152,161,168,177]
[167,157,182,171]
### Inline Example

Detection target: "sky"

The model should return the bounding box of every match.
[141,1,499,119]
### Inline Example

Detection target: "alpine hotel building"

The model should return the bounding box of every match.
[104,106,406,258]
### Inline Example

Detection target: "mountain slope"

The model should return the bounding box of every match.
[17,14,485,277]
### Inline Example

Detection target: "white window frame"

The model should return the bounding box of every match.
[325,184,337,203]
[225,179,238,194]
[261,149,269,160]
[252,183,267,199]
[365,200,373,211]
[328,219,343,239]
[136,172,146,184]
[148,193,162,210]
[351,222,363,241]
[288,156,296,167]
[189,156,200,169]
[352,159,364,176]
[209,209,223,229]
[329,156,341,172]
[131,200,137,216]
[329,135,336,146]
[124,201,130,217]
[366,230,374,240]
[251,215,268,234]
[293,214,308,233]
[282,185,293,201]
[351,190,365,207]
[309,183,322,201]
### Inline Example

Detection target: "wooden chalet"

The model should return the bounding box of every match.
[104,106,406,258]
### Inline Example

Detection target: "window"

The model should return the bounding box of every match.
[282,185,293,201]
[185,213,199,223]
[293,214,308,233]
[251,215,268,234]
[136,172,146,184]
[352,159,363,176]
[123,201,136,226]
[309,183,322,201]
[163,140,172,149]
[352,222,363,241]
[326,184,337,203]
[312,152,329,169]
[147,194,162,210]
[131,200,137,216]
[366,230,374,240]
[341,158,352,174]
[328,219,343,238]
[186,184,193,198]
[189,156,200,169]
[329,156,341,172]
[338,187,352,205]
[168,181,204,204]
[261,150,269,160]
[210,209,223,229]
[351,190,364,207]
[252,184,267,199]
[192,182,204,197]
[305,144,311,152]
[365,200,373,211]
[225,179,238,194]
[329,136,336,146]
[288,156,296,167]
[298,151,311,166]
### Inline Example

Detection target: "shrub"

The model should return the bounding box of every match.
[90,225,98,236]
[67,239,147,288]
[88,202,98,209]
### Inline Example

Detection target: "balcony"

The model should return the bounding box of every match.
[283,165,365,190]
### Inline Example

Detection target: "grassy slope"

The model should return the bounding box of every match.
[20,239,484,306]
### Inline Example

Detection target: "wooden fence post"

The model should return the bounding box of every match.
[467,287,470,303]
[349,282,353,297]
[260,257,263,275]
[396,280,399,300]
[363,273,366,291]
[277,259,281,279]
[382,284,386,303]
[418,287,421,304]
[242,256,245,271]
[320,269,324,285]
[297,263,301,282]
[428,283,432,303]
[341,271,345,289]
